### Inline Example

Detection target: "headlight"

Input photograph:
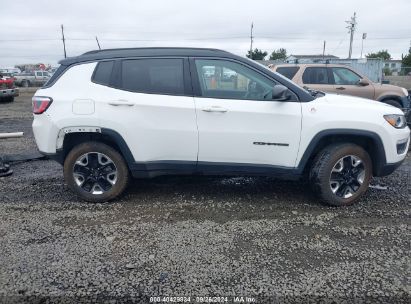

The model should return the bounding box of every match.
[384,114,407,129]
[401,87,408,96]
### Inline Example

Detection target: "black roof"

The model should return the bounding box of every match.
[59,47,236,65]
[55,47,313,102]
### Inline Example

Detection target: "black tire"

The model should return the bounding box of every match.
[0,96,13,103]
[21,80,29,88]
[64,142,129,203]
[382,99,402,109]
[309,143,372,207]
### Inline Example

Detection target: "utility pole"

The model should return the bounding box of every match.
[322,40,326,59]
[95,36,101,50]
[360,33,367,58]
[346,12,357,59]
[249,22,254,59]
[61,24,67,58]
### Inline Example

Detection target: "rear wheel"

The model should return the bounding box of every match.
[64,142,129,202]
[309,143,372,207]
[21,80,29,88]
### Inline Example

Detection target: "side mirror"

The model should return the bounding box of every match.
[272,84,290,101]
[358,79,369,86]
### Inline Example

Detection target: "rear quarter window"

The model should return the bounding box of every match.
[42,65,67,88]
[276,66,300,80]
[92,61,114,86]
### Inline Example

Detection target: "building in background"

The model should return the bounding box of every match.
[384,60,402,75]
[285,54,339,64]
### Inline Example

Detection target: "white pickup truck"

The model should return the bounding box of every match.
[14,71,50,87]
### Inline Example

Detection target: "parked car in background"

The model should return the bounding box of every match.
[271,64,411,124]
[32,47,410,206]
[0,72,18,102]
[14,70,51,87]
[48,67,59,76]
[0,67,21,75]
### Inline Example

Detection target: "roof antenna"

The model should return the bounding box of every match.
[61,24,67,58]
[95,36,101,50]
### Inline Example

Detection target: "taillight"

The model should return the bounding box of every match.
[32,96,53,114]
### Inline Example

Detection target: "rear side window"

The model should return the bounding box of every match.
[42,65,67,88]
[276,66,300,80]
[92,61,114,86]
[302,67,329,84]
[120,59,184,95]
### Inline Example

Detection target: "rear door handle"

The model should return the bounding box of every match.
[336,87,346,90]
[202,106,228,113]
[108,99,135,106]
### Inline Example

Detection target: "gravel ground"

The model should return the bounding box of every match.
[0,94,410,303]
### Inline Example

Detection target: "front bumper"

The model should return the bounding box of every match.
[377,159,406,177]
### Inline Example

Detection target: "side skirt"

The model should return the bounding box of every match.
[130,161,301,180]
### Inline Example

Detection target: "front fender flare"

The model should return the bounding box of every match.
[296,129,387,176]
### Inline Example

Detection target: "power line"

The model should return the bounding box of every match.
[1,31,411,43]
[0,36,410,43]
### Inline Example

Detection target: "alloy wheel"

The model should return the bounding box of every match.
[73,152,118,195]
[329,155,366,199]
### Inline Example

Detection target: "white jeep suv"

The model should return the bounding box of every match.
[32,48,410,206]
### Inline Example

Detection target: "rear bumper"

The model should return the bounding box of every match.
[40,150,64,165]
[0,88,17,98]
[32,114,60,155]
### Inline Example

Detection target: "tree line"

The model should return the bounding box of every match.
[246,48,287,60]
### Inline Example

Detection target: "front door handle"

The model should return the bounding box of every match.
[202,106,228,113]
[108,99,135,106]
[336,87,346,90]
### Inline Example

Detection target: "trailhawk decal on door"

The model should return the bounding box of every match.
[253,142,289,147]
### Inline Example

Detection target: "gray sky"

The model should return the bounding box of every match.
[1,0,410,67]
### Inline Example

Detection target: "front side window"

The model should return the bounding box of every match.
[120,59,184,95]
[332,67,361,85]
[195,59,276,100]
[302,67,329,84]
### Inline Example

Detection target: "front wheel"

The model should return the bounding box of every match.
[309,143,372,207]
[383,99,402,109]
[64,142,129,202]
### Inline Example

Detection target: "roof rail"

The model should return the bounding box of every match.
[81,47,229,56]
